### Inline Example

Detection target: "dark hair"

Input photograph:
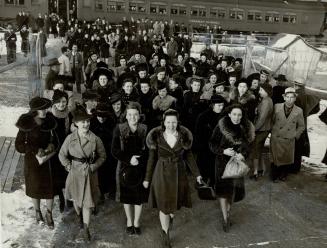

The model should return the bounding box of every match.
[61,46,68,53]
[125,101,142,115]
[224,103,250,125]
[161,109,181,131]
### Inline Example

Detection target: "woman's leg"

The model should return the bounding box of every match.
[32,198,43,222]
[32,198,41,211]
[159,211,170,233]
[82,207,91,241]
[219,198,228,222]
[133,204,142,228]
[124,204,133,227]
[45,199,54,228]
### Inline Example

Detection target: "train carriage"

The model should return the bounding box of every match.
[0,0,325,35]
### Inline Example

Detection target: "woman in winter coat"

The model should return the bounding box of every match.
[90,103,117,200]
[249,84,273,180]
[194,95,227,186]
[59,104,106,241]
[209,104,255,232]
[229,78,257,122]
[50,90,73,212]
[111,102,148,235]
[143,109,202,248]
[15,97,59,229]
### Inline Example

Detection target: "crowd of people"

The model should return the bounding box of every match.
[11,12,326,248]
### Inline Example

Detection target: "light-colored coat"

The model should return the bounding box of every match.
[59,130,106,208]
[270,103,305,166]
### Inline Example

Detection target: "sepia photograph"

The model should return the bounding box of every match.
[0,0,327,247]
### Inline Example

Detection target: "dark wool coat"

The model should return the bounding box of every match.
[15,112,59,199]
[145,126,200,214]
[209,116,255,202]
[111,122,148,204]
[139,89,156,128]
[90,116,117,196]
[120,88,140,106]
[229,88,257,122]
[59,130,106,208]
[194,109,223,185]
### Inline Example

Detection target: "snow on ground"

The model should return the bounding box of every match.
[0,106,28,137]
[0,186,62,248]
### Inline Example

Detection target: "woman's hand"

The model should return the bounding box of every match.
[196,176,203,184]
[130,155,140,166]
[223,148,236,157]
[143,181,149,188]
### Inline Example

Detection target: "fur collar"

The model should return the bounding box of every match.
[146,126,193,150]
[218,116,255,144]
[16,112,57,132]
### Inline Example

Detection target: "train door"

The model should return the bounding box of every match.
[48,0,76,20]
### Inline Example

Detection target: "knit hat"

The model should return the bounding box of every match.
[260,83,273,97]
[109,92,121,104]
[52,89,68,104]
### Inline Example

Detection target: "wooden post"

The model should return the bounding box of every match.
[27,33,42,99]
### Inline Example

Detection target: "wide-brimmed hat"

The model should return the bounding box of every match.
[109,92,121,104]
[246,72,260,84]
[119,165,144,188]
[82,90,100,101]
[94,103,112,117]
[235,78,250,88]
[283,87,298,97]
[72,104,92,123]
[29,97,52,111]
[91,67,114,82]
[47,58,60,66]
[210,94,227,105]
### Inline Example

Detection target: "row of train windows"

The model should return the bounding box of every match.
[94,2,299,24]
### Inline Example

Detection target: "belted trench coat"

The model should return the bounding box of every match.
[59,130,106,208]
[145,126,200,214]
[270,103,305,166]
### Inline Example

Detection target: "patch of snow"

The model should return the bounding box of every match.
[0,106,28,137]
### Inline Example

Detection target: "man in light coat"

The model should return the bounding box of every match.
[270,87,305,182]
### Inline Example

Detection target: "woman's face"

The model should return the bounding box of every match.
[54,97,67,111]
[140,83,150,94]
[126,108,140,126]
[238,82,248,96]
[138,70,147,79]
[169,79,178,90]
[157,71,165,81]
[160,59,166,67]
[97,116,106,123]
[85,99,97,111]
[164,115,178,132]
[37,109,47,118]
[112,100,121,113]
[122,82,133,95]
[260,73,268,83]
[158,88,168,98]
[229,77,237,87]
[98,75,108,87]
[251,79,259,90]
[191,81,201,93]
[259,87,268,98]
[215,85,225,93]
[212,103,224,113]
[209,75,217,84]
[53,83,64,91]
[75,119,90,132]
[229,108,243,125]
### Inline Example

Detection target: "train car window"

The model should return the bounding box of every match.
[218,9,226,19]
[5,0,24,4]
[230,10,244,20]
[265,13,280,23]
[150,5,157,14]
[179,8,187,15]
[255,13,262,21]
[129,3,137,12]
[191,8,198,16]
[117,3,125,11]
[159,7,167,15]
[171,8,178,15]
[95,0,103,10]
[138,6,146,12]
[210,9,218,18]
[283,15,296,24]
[199,9,206,17]
[248,13,254,21]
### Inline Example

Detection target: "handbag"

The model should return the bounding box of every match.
[222,155,250,179]
[195,181,216,200]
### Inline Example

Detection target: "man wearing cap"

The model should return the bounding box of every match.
[4,24,17,64]
[270,87,305,182]
[20,25,29,57]
[69,44,84,93]
[272,74,288,105]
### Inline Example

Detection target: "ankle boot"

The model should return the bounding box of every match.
[77,213,84,229]
[84,224,91,241]
[59,193,65,213]
[161,230,172,248]
[35,209,44,223]
[45,209,54,229]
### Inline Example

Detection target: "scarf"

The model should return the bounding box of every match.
[51,104,70,134]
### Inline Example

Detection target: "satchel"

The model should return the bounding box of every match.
[195,181,216,200]
[222,156,250,179]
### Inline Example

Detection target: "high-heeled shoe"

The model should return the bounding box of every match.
[45,209,54,229]
[35,209,44,223]
[161,230,172,248]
